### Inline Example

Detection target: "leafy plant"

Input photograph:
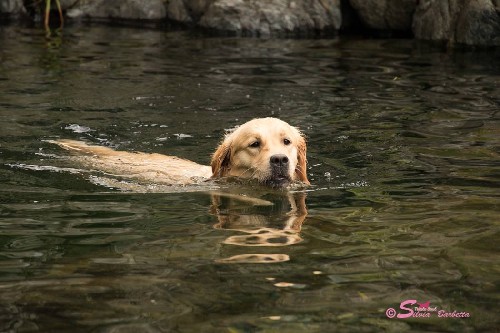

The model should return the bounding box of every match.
[24,0,64,31]
[43,0,64,30]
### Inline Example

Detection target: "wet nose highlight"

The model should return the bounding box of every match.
[270,154,289,165]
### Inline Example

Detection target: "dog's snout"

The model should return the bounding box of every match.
[270,154,289,166]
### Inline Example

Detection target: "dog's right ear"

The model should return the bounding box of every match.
[295,132,310,185]
[211,141,231,178]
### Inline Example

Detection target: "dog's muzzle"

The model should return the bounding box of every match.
[265,154,292,187]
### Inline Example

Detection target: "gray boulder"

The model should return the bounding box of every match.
[67,0,166,21]
[413,0,500,46]
[167,0,342,36]
[349,0,417,31]
[0,0,24,16]
[166,0,212,24]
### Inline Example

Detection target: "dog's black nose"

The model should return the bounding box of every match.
[270,154,289,166]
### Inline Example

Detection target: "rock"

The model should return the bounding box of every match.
[168,0,342,36]
[348,0,417,31]
[166,0,194,23]
[0,0,24,15]
[166,0,212,24]
[413,0,500,46]
[12,0,496,47]
[455,0,500,45]
[3,0,340,37]
[59,0,81,9]
[67,0,166,21]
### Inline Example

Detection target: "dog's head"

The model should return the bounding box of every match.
[211,117,309,187]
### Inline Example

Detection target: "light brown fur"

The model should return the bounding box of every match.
[211,117,309,186]
[52,117,309,187]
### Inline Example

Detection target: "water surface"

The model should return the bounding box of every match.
[0,25,499,332]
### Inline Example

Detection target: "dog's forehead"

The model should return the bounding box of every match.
[240,119,293,136]
[246,125,288,138]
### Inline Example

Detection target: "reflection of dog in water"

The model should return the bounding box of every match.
[51,117,309,188]
[211,191,307,264]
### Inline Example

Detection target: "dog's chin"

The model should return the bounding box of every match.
[263,175,292,188]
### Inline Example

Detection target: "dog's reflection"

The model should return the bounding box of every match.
[210,190,307,264]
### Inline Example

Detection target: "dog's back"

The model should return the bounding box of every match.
[51,140,212,186]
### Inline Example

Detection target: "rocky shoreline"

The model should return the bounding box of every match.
[1,0,499,46]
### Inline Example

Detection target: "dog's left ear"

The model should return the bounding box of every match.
[295,135,310,185]
[211,141,231,178]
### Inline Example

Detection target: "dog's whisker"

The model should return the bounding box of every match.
[295,168,305,177]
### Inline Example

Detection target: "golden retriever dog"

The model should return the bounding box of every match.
[52,117,309,188]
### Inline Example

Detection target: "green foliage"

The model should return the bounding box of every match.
[43,0,63,30]
[25,0,64,32]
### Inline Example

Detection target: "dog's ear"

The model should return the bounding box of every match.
[295,135,310,185]
[211,141,231,178]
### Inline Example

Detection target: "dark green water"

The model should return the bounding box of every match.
[0,25,499,332]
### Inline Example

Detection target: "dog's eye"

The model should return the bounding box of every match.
[283,138,291,145]
[249,141,260,148]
